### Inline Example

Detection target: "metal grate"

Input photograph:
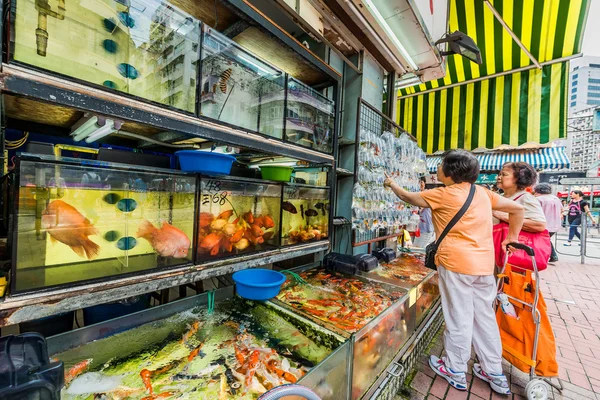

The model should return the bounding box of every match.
[370,303,444,400]
[357,98,407,138]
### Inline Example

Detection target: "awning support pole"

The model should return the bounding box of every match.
[484,0,542,69]
[398,53,581,100]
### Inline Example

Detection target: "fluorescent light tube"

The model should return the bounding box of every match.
[71,116,99,142]
[362,0,419,71]
[85,121,116,143]
[238,55,272,75]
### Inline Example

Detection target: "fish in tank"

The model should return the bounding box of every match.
[10,156,195,294]
[196,178,281,262]
[281,186,329,245]
[200,26,286,138]
[54,298,340,399]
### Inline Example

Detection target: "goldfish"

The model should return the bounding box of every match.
[65,358,91,385]
[282,201,297,214]
[42,200,100,260]
[137,220,190,258]
[199,212,214,229]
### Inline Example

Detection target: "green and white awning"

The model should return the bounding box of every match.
[427,146,571,172]
[398,0,590,153]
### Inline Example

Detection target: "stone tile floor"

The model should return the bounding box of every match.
[399,253,600,400]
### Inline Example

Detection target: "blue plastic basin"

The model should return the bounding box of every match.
[175,150,236,175]
[232,269,286,300]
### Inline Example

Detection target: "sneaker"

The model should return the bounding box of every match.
[564,242,572,246]
[428,355,468,391]
[473,363,511,395]
[549,257,559,263]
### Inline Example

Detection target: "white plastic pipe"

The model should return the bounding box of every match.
[258,384,322,400]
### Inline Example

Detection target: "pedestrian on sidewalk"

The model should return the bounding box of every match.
[565,190,596,246]
[533,183,562,262]
[384,150,524,395]
[412,177,435,248]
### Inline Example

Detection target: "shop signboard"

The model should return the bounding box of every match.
[560,177,600,185]
[476,173,497,184]
[539,172,585,185]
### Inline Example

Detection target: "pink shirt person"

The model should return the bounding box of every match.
[534,188,563,233]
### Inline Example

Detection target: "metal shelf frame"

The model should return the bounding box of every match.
[0,241,329,327]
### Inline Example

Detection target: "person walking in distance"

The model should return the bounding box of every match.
[565,190,596,246]
[533,183,562,262]
[412,177,435,248]
[384,150,524,395]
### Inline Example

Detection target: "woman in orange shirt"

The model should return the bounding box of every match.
[385,149,524,395]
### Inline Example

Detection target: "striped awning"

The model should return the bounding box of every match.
[398,0,590,152]
[427,147,571,173]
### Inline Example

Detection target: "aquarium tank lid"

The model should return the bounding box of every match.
[17,153,193,176]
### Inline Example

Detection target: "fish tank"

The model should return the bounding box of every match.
[48,287,351,399]
[10,0,201,113]
[200,26,286,137]
[196,177,281,262]
[281,184,330,246]
[361,253,440,327]
[285,77,334,154]
[272,267,411,400]
[9,154,195,295]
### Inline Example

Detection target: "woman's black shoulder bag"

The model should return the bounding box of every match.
[424,184,476,270]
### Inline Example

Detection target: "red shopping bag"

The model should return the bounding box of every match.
[493,223,551,271]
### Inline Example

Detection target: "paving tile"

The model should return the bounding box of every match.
[412,371,434,395]
[429,377,448,399]
[443,390,468,400]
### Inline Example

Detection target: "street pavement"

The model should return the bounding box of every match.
[399,240,600,400]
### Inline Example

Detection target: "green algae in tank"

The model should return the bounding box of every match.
[11,156,195,294]
[11,0,200,112]
[54,298,339,399]
[281,185,329,246]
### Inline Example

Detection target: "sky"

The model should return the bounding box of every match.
[582,0,600,56]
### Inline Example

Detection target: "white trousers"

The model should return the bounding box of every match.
[438,266,503,374]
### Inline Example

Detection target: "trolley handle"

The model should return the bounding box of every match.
[507,242,535,257]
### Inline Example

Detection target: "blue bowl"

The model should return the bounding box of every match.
[175,150,236,175]
[232,269,286,300]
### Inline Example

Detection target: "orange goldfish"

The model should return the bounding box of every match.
[65,358,91,385]
[42,200,99,260]
[137,220,190,258]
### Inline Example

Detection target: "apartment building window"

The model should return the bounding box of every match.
[590,86,600,91]
[589,78,600,84]
[571,101,577,107]
[590,99,600,105]
[589,92,600,98]
[572,87,578,93]
[572,94,577,100]
[591,64,600,68]
[573,73,579,79]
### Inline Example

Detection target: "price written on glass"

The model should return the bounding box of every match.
[203,180,228,206]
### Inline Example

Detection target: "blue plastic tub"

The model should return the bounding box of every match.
[232,269,286,300]
[175,150,236,175]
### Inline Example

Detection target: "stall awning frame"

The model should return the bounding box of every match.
[427,147,571,173]
[397,0,591,152]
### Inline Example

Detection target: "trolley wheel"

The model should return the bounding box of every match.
[526,379,550,400]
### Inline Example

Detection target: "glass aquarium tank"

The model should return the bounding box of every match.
[48,288,349,400]
[281,184,330,246]
[196,177,281,262]
[9,154,195,294]
[10,0,200,112]
[200,26,286,137]
[285,77,334,153]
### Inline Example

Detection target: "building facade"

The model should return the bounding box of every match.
[567,107,599,171]
[569,56,600,115]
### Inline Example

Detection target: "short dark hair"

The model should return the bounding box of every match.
[502,162,537,190]
[441,150,479,184]
[572,190,584,197]
[420,176,427,184]
[534,183,552,195]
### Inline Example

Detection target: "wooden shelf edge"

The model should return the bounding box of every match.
[352,233,401,247]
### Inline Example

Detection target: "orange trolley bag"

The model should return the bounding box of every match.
[495,243,562,400]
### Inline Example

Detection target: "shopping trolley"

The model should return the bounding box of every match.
[496,243,563,400]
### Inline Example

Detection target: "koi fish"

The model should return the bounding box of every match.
[219,68,233,93]
[137,220,190,258]
[42,200,100,260]
[315,202,327,216]
[64,358,92,385]
[282,201,297,214]
[199,212,214,229]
